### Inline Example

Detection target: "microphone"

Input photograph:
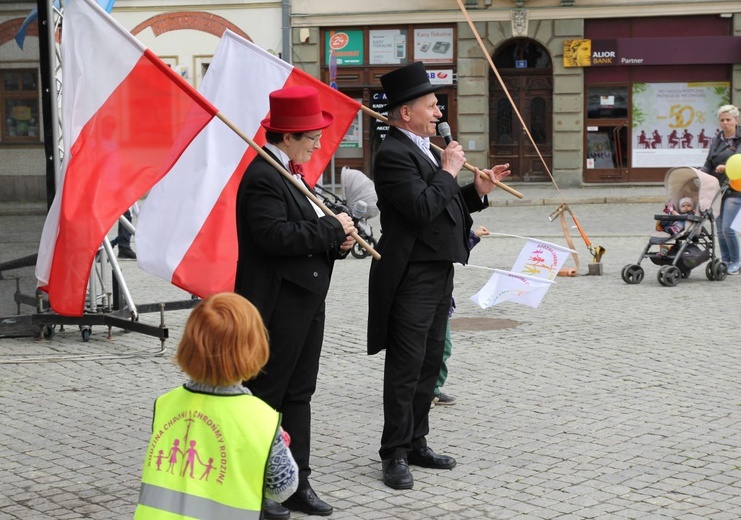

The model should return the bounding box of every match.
[438,122,453,145]
[352,200,368,219]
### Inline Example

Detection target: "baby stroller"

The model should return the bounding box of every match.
[315,166,379,259]
[621,166,727,286]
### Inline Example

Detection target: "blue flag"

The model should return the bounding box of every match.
[15,0,115,50]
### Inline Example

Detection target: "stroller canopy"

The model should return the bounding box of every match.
[664,166,721,217]
[341,166,379,218]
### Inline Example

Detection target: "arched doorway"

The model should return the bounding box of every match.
[489,38,552,182]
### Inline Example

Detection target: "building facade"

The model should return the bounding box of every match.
[1,0,740,201]
[0,0,283,201]
[292,0,741,187]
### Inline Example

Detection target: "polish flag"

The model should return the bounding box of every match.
[35,0,217,316]
[136,31,361,298]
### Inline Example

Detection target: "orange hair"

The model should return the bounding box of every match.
[175,293,269,387]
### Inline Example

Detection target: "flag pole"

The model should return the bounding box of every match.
[358,105,523,199]
[214,111,381,261]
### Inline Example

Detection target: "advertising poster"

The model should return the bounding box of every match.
[428,69,453,85]
[325,30,364,66]
[340,101,363,148]
[586,132,615,169]
[371,90,389,143]
[370,92,448,143]
[632,82,729,168]
[413,28,454,63]
[369,29,407,65]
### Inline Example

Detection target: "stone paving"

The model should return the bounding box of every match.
[2,185,741,519]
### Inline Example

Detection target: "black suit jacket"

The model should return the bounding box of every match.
[367,127,487,355]
[235,150,347,322]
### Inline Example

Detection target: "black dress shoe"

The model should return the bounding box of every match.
[382,457,413,490]
[263,499,290,519]
[407,446,456,469]
[118,248,137,259]
[282,486,333,516]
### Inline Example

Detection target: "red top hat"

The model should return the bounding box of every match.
[261,86,334,133]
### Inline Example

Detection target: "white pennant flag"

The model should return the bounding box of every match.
[731,208,741,233]
[470,269,555,309]
[510,238,576,281]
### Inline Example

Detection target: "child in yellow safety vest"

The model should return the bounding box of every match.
[135,293,298,519]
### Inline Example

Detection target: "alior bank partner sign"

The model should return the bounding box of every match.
[564,36,741,68]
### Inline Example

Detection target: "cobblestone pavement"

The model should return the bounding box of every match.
[3,185,741,519]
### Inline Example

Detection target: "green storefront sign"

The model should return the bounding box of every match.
[326,29,364,66]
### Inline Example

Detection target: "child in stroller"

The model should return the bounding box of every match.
[658,196,695,236]
[622,166,727,286]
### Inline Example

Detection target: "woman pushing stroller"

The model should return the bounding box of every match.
[700,104,741,274]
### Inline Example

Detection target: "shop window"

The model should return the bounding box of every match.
[586,126,628,169]
[1,69,41,144]
[587,86,628,119]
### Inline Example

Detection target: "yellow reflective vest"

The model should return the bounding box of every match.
[135,386,280,520]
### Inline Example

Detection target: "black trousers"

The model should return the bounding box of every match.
[247,281,326,488]
[380,261,454,461]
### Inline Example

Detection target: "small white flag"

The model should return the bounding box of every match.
[470,269,555,309]
[510,238,576,281]
[731,208,741,233]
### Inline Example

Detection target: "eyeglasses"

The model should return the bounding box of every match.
[302,133,322,145]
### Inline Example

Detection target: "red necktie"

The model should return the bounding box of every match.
[288,160,304,178]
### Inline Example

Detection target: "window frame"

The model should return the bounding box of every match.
[1,68,42,145]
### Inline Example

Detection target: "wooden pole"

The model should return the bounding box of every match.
[215,111,381,261]
[359,105,523,199]
[453,0,555,190]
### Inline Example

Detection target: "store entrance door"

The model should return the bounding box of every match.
[583,86,630,182]
[489,39,553,182]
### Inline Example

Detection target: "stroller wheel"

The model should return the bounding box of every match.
[710,259,728,281]
[621,264,644,284]
[351,240,369,259]
[658,265,681,287]
[351,237,377,259]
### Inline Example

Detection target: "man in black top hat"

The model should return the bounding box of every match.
[367,61,510,490]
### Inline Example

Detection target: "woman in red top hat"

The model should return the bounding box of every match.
[235,86,355,519]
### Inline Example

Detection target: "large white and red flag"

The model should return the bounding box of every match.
[136,30,361,298]
[470,269,554,309]
[35,0,218,316]
[510,238,575,281]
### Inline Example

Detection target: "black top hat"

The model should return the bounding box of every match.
[380,61,443,111]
